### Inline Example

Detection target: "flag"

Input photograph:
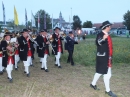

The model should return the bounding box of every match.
[2,2,6,25]
[25,8,28,28]
[38,12,40,29]
[14,6,19,26]
[31,11,36,27]
[44,13,46,29]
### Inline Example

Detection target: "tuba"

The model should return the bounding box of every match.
[6,42,17,56]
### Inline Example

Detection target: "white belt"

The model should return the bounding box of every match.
[29,48,31,50]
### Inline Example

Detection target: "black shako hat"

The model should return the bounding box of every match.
[100,21,113,30]
[40,29,47,33]
[21,29,28,33]
[4,32,12,37]
[54,27,61,31]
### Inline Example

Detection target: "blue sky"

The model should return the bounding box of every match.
[0,0,130,24]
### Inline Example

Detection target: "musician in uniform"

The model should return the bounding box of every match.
[0,43,3,74]
[65,31,78,66]
[18,29,34,77]
[28,29,35,66]
[35,31,42,63]
[1,32,18,82]
[11,33,20,70]
[90,21,117,97]
[37,29,50,72]
[52,27,63,68]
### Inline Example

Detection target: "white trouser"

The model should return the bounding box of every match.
[30,58,32,65]
[15,54,19,68]
[23,56,31,74]
[0,57,2,71]
[6,60,13,79]
[91,67,112,92]
[55,52,61,66]
[41,54,48,69]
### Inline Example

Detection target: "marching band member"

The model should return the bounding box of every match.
[0,43,3,74]
[28,29,35,66]
[90,21,117,97]
[65,31,78,66]
[35,31,42,63]
[18,29,33,77]
[11,33,20,70]
[37,29,50,72]
[1,32,18,82]
[52,27,63,68]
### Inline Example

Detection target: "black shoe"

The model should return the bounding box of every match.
[71,64,75,66]
[105,91,117,97]
[58,66,62,68]
[40,62,42,63]
[24,71,26,73]
[27,73,30,77]
[45,69,49,72]
[90,84,100,90]
[41,68,45,70]
[55,64,58,66]
[15,68,18,70]
[0,71,3,75]
[9,78,13,83]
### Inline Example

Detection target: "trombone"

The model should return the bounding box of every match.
[28,34,39,46]
[46,34,55,54]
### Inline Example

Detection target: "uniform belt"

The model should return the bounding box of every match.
[0,51,2,54]
[29,48,31,50]
[58,45,61,46]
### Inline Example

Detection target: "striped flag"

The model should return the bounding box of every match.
[14,6,19,26]
[31,11,36,27]
[2,2,6,25]
[44,13,46,29]
[25,8,28,28]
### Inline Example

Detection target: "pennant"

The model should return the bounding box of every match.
[14,6,19,26]
[31,11,36,27]
[25,8,28,28]
[2,2,6,25]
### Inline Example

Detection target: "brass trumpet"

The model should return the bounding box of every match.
[59,31,66,38]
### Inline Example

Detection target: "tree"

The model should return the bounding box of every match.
[72,15,82,30]
[123,10,130,30]
[35,9,51,30]
[7,19,14,28]
[83,21,92,28]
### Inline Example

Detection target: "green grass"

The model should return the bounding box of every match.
[0,36,130,97]
[61,36,130,66]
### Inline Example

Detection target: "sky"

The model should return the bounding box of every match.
[0,0,130,24]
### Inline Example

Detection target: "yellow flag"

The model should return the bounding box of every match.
[14,6,19,26]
